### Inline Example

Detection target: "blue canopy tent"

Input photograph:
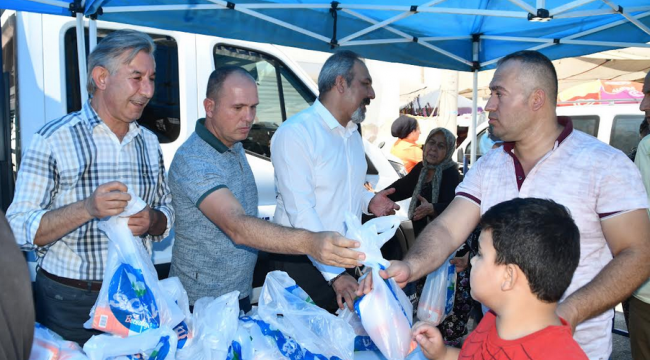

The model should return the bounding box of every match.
[2,0,650,162]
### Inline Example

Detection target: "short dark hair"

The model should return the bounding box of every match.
[498,50,558,106]
[479,198,580,303]
[318,50,361,95]
[206,66,255,100]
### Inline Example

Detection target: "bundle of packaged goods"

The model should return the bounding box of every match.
[30,202,454,360]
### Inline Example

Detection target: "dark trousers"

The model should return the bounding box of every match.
[629,296,650,360]
[34,271,102,346]
[268,254,340,313]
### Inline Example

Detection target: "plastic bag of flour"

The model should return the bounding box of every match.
[86,193,183,337]
[344,212,413,360]
[175,291,240,360]
[257,271,355,360]
[30,323,89,360]
[83,326,177,360]
[416,255,456,325]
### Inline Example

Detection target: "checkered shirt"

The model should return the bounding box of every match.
[6,100,174,280]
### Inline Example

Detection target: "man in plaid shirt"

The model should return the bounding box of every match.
[6,29,173,345]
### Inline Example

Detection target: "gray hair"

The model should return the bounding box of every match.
[206,66,256,102]
[498,50,558,106]
[87,29,156,95]
[317,50,361,95]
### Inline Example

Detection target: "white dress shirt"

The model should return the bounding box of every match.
[271,99,374,281]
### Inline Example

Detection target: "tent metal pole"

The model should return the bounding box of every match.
[506,0,536,14]
[555,7,650,18]
[338,0,446,44]
[339,12,412,44]
[343,39,412,45]
[75,13,88,103]
[550,0,597,16]
[89,18,97,52]
[483,34,650,47]
[601,0,650,36]
[470,40,479,165]
[25,0,70,8]
[341,8,473,66]
[101,4,227,13]
[420,36,472,41]
[480,10,650,68]
[536,0,546,9]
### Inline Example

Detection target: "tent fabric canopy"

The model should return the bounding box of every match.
[4,0,650,72]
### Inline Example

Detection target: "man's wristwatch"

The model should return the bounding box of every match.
[327,272,346,287]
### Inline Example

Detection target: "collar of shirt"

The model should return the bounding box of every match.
[80,99,142,145]
[195,118,229,153]
[314,99,359,139]
[502,116,574,189]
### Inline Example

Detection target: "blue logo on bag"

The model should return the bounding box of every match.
[108,263,159,333]
[174,321,189,349]
[445,264,456,315]
[354,336,379,352]
[227,341,242,360]
[148,335,171,360]
[240,317,341,360]
[126,335,171,360]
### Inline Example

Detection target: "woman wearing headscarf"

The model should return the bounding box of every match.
[390,115,422,173]
[387,127,458,236]
[386,127,476,347]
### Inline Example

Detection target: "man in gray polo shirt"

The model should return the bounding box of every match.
[168,66,364,312]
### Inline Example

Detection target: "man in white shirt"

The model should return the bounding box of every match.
[270,50,399,313]
[360,50,650,359]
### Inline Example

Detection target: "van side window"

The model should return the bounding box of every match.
[213,45,315,158]
[567,115,599,137]
[462,128,496,166]
[610,115,645,155]
[64,28,181,144]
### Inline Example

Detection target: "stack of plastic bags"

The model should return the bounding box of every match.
[343,212,414,360]
[82,193,184,359]
[30,323,89,360]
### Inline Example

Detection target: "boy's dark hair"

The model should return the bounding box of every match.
[479,198,580,303]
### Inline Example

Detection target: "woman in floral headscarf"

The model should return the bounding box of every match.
[387,127,459,236]
[386,127,476,348]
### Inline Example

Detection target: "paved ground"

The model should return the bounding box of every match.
[612,309,631,360]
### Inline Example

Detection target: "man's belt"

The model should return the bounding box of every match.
[40,269,102,292]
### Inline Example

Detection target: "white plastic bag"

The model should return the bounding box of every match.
[86,193,184,337]
[240,316,287,360]
[83,326,177,360]
[416,255,456,325]
[159,277,194,353]
[355,266,413,360]
[343,212,413,360]
[338,308,378,353]
[257,271,355,360]
[30,323,89,360]
[177,291,240,360]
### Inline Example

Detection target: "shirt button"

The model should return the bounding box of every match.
[517,176,523,181]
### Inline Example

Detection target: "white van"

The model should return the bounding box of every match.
[456,103,645,170]
[1,11,411,281]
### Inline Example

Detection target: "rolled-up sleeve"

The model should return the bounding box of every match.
[271,125,343,281]
[6,134,57,250]
[148,145,174,241]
